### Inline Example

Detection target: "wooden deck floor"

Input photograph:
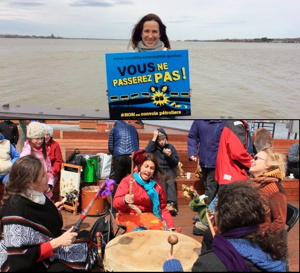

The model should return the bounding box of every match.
[61,200,299,272]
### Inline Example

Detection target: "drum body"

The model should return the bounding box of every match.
[81,186,106,216]
[104,230,201,272]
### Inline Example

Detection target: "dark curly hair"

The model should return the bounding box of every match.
[216,181,287,260]
[130,13,171,50]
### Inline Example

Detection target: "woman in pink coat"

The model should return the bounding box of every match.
[20,121,54,199]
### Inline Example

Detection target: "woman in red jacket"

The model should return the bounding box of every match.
[43,124,64,184]
[113,149,175,232]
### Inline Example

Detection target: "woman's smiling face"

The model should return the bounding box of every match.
[249,151,268,177]
[141,20,160,47]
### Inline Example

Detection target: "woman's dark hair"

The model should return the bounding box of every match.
[216,181,266,232]
[216,180,287,260]
[130,13,171,50]
[133,150,164,180]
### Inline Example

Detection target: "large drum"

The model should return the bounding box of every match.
[81,186,106,216]
[104,230,201,272]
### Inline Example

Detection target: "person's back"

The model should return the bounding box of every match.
[187,120,226,204]
[108,120,139,185]
[215,120,253,185]
[0,120,19,147]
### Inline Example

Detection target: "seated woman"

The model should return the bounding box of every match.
[113,149,175,232]
[43,124,64,184]
[0,155,89,272]
[201,147,288,256]
[164,181,287,272]
[249,147,287,233]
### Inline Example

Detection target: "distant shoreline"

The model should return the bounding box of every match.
[1,34,299,43]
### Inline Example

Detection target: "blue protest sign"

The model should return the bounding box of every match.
[105,50,191,119]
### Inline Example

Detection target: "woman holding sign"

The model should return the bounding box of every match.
[130,13,171,52]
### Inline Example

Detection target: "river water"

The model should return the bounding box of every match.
[1,38,299,119]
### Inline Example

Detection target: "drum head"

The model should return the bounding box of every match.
[104,230,201,272]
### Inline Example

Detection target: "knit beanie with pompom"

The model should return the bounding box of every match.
[27,121,45,139]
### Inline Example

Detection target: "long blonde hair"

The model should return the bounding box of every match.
[262,147,287,177]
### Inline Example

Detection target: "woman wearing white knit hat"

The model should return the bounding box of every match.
[20,121,54,199]
[42,123,64,184]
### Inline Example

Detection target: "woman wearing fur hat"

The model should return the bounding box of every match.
[113,150,175,232]
[20,121,54,199]
[43,124,64,183]
[145,128,179,216]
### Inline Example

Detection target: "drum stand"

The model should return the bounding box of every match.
[61,198,80,215]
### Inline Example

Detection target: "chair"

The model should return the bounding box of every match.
[286,203,299,232]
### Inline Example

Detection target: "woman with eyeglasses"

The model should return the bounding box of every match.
[249,147,287,233]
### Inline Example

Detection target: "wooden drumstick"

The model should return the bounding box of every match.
[128,178,142,214]
[168,234,179,256]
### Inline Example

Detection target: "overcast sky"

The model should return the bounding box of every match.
[1,0,299,41]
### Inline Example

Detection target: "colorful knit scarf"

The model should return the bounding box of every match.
[262,168,284,180]
[133,172,161,218]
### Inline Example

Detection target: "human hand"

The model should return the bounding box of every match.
[45,185,53,194]
[153,129,159,141]
[166,251,175,260]
[163,148,172,156]
[124,194,134,204]
[55,201,65,211]
[190,155,197,162]
[50,226,78,250]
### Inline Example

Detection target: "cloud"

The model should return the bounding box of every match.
[0,0,299,40]
[8,1,45,7]
[69,0,133,7]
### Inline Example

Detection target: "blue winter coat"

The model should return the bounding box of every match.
[187,120,227,168]
[108,120,139,158]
